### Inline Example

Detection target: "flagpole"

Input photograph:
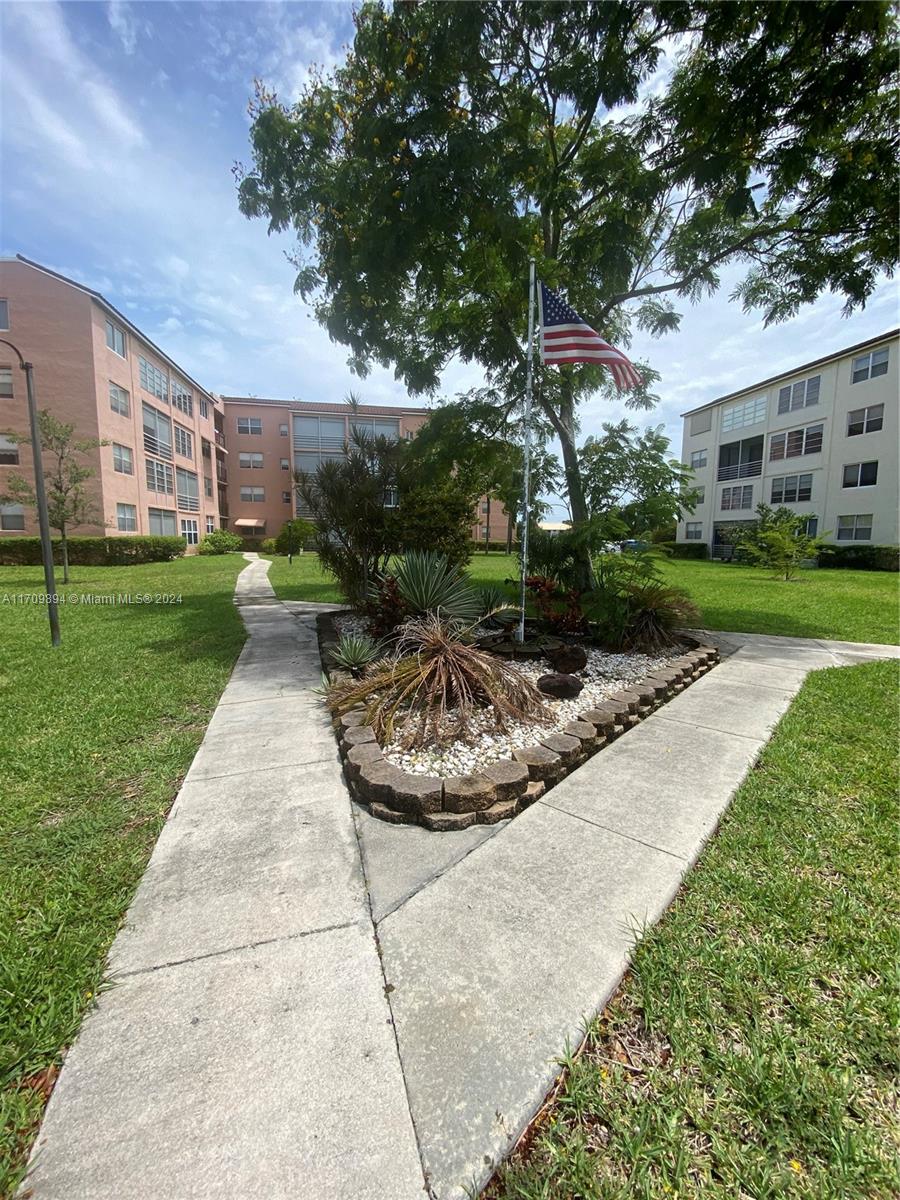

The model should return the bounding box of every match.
[518,258,536,644]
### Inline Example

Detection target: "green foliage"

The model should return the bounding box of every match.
[396,482,473,566]
[364,574,410,638]
[238,1,897,552]
[589,551,699,650]
[328,632,380,674]
[659,540,709,560]
[523,521,611,591]
[650,524,678,544]
[818,544,899,572]
[0,536,184,567]
[274,517,315,557]
[197,529,244,555]
[325,612,549,748]
[391,550,482,625]
[738,504,825,580]
[295,406,404,605]
[578,421,699,536]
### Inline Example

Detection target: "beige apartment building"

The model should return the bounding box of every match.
[220,395,513,545]
[0,256,225,546]
[677,329,899,555]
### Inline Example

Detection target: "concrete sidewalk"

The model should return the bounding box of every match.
[22,571,898,1199]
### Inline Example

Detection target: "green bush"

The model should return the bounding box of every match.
[650,524,677,544]
[659,540,709,560]
[397,483,474,566]
[260,537,278,554]
[588,550,699,649]
[818,544,899,572]
[274,518,315,557]
[197,529,244,556]
[0,536,184,567]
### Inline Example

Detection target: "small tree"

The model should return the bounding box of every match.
[274,517,315,562]
[738,505,825,580]
[396,482,474,566]
[1,411,103,583]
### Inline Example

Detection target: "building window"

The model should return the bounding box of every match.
[690,449,707,469]
[181,518,199,545]
[204,475,213,498]
[684,522,703,540]
[689,410,712,436]
[171,378,193,417]
[240,486,265,502]
[851,347,889,384]
[693,485,705,506]
[279,423,289,436]
[803,517,819,538]
[109,382,130,416]
[112,443,133,475]
[384,487,399,508]
[139,356,168,400]
[148,507,177,536]
[199,397,209,419]
[174,424,193,459]
[847,403,884,436]
[721,395,768,432]
[237,417,262,435]
[146,458,174,494]
[280,458,290,470]
[106,319,126,357]
[0,300,8,330]
[721,485,753,511]
[206,515,216,534]
[282,490,292,503]
[143,403,172,460]
[777,375,820,415]
[842,461,878,489]
[769,422,823,461]
[0,434,19,465]
[117,503,137,532]
[771,473,813,504]
[0,367,13,398]
[0,503,25,530]
[837,514,873,541]
[176,467,199,512]
[239,452,264,469]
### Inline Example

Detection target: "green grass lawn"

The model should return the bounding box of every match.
[0,556,245,1196]
[486,659,900,1200]
[265,551,899,644]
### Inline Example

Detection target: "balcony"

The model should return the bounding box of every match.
[717,436,763,483]
[177,493,200,513]
[216,464,228,484]
[214,430,227,450]
[143,433,172,460]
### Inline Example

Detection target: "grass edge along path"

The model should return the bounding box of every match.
[484,659,900,1200]
[263,552,899,645]
[0,557,246,1198]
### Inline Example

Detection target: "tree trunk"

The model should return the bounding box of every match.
[484,496,491,553]
[540,372,594,591]
[61,524,69,584]
[506,512,514,555]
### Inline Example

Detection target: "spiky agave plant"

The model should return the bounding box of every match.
[325,611,550,748]
[328,632,381,675]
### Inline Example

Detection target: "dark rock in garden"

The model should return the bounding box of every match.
[537,672,584,699]
[389,773,443,816]
[345,742,384,780]
[357,760,405,804]
[513,745,562,781]
[477,798,519,824]
[539,732,582,765]
[370,801,417,826]
[422,810,477,832]
[443,773,497,813]
[520,779,545,806]
[491,641,518,659]
[546,643,588,674]
[483,759,530,801]
[342,725,377,751]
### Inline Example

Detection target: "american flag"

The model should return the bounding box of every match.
[538,281,643,391]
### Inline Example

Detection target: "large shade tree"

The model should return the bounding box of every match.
[238,0,898,586]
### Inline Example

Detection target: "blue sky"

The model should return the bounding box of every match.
[2,1,897,517]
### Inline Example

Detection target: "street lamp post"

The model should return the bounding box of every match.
[0,339,60,646]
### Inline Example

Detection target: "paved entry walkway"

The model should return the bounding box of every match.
[23,560,898,1199]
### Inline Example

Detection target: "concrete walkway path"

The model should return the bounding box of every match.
[23,568,898,1199]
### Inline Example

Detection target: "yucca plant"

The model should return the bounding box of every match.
[622,584,700,651]
[478,584,519,623]
[325,612,550,748]
[329,633,381,675]
[391,550,482,624]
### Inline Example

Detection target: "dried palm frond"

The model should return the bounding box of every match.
[325,611,550,748]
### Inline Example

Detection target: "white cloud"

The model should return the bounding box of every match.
[107,0,139,55]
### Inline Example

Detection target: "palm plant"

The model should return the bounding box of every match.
[325,612,550,748]
[391,550,482,624]
[329,633,381,675]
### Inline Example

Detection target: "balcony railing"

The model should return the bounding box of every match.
[177,493,200,513]
[717,460,762,482]
[214,431,227,449]
[216,464,228,483]
[143,433,172,460]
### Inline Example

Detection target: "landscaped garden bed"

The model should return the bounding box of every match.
[317,609,719,831]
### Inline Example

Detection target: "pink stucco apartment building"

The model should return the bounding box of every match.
[0,256,225,546]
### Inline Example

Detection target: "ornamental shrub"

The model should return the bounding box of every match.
[0,536,184,566]
[818,544,899,571]
[396,483,474,566]
[197,529,244,555]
